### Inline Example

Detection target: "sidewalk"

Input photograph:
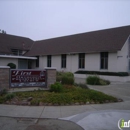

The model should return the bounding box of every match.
[0,100,130,119]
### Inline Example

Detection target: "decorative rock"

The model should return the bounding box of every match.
[53,103,59,106]
[16,102,21,105]
[80,102,84,105]
[47,103,52,106]
[13,98,19,102]
[43,103,48,106]
[21,101,28,105]
[86,102,90,105]
[60,103,64,106]
[22,100,28,102]
[75,102,80,105]
[90,101,95,104]
[39,102,44,106]
[105,100,109,103]
[118,99,123,102]
[27,97,33,101]
[11,101,17,105]
[70,102,75,105]
[28,102,31,105]
[5,101,10,104]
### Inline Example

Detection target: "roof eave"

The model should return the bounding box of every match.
[0,55,37,59]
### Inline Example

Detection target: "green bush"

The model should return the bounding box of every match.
[74,83,89,89]
[0,89,7,96]
[5,93,15,100]
[56,72,74,85]
[30,99,40,106]
[86,76,100,85]
[62,76,74,85]
[57,72,74,77]
[0,97,6,104]
[86,76,110,85]
[75,70,129,76]
[50,82,63,93]
[7,63,16,69]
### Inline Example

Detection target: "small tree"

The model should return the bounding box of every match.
[0,29,6,34]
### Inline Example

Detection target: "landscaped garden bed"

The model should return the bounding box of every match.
[0,83,122,106]
[0,72,123,106]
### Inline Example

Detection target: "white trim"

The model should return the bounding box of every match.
[0,66,10,68]
[0,55,37,59]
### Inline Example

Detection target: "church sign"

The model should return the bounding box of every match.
[10,69,46,87]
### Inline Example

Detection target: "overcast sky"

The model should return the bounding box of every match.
[0,0,130,40]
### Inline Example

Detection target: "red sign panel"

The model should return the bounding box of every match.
[10,70,46,87]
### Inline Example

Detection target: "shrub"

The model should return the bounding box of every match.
[56,71,74,85]
[7,63,16,69]
[75,70,129,76]
[57,72,74,77]
[86,76,100,85]
[50,82,63,93]
[0,97,6,104]
[86,76,110,85]
[0,89,7,96]
[30,99,40,106]
[76,83,89,89]
[5,93,15,100]
[62,76,74,85]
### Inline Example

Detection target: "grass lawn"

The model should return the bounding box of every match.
[0,85,118,106]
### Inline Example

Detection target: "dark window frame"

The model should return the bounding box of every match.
[47,55,51,67]
[36,56,39,67]
[79,53,85,69]
[61,54,66,68]
[100,52,108,69]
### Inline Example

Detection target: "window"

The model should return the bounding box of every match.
[47,55,51,67]
[79,53,85,69]
[100,52,108,69]
[61,54,66,68]
[11,49,23,56]
[36,56,39,67]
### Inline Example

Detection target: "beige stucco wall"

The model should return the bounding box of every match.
[68,54,78,72]
[85,53,100,71]
[108,53,118,72]
[38,52,124,73]
[85,53,118,72]
[117,39,129,72]
[0,58,18,69]
[38,38,129,73]
[52,55,61,70]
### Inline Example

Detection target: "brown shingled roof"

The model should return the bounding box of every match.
[0,33,34,55]
[25,25,130,56]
